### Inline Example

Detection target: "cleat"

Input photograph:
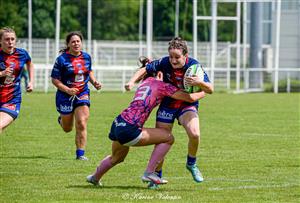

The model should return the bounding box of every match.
[148,181,160,189]
[76,156,88,161]
[141,172,167,185]
[86,175,102,186]
[186,164,204,183]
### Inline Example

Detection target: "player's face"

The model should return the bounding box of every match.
[168,48,187,69]
[68,35,82,56]
[1,32,16,54]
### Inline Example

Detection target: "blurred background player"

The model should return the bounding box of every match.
[86,58,206,187]
[0,27,34,133]
[21,67,29,90]
[51,31,101,160]
[125,37,213,184]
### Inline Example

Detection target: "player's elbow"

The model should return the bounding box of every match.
[205,84,214,94]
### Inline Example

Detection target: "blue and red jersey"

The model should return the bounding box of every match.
[51,51,92,95]
[145,56,210,109]
[0,48,31,103]
[121,77,178,128]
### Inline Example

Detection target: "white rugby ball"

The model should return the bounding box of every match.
[183,64,204,93]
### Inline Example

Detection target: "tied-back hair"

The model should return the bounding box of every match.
[168,37,188,55]
[137,56,156,81]
[0,27,16,48]
[59,31,83,54]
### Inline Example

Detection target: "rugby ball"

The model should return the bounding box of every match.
[183,64,204,93]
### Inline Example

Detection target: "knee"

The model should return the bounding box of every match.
[188,130,200,140]
[62,126,72,133]
[161,129,175,145]
[167,134,175,145]
[76,118,87,131]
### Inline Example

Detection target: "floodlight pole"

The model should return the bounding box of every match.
[55,0,61,54]
[210,0,217,85]
[175,0,179,37]
[139,0,144,57]
[274,0,281,93]
[146,0,153,58]
[87,0,92,54]
[28,0,32,56]
[193,0,197,59]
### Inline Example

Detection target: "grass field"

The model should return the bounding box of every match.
[0,92,299,203]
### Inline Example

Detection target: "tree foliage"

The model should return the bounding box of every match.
[0,0,236,42]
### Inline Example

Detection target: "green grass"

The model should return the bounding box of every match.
[1,92,299,203]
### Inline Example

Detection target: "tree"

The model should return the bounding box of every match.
[0,0,27,37]
[92,0,140,40]
[32,0,56,38]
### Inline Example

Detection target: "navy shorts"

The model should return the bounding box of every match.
[0,97,21,119]
[156,104,198,124]
[56,90,90,115]
[109,115,142,146]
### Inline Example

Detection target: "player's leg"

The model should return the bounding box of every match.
[0,112,14,133]
[74,105,89,160]
[59,113,74,132]
[56,91,74,132]
[136,127,174,184]
[0,101,21,133]
[178,110,204,182]
[87,141,129,185]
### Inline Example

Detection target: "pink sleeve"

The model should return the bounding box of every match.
[161,82,179,97]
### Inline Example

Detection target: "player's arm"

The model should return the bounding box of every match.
[125,67,147,91]
[51,78,78,96]
[170,90,206,103]
[26,61,34,92]
[185,76,214,94]
[89,71,102,90]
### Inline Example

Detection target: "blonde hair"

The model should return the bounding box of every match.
[0,27,16,47]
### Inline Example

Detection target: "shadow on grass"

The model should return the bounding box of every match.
[67,184,196,192]
[67,184,148,190]
[4,155,56,160]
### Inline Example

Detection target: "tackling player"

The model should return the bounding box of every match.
[0,27,34,133]
[86,62,206,187]
[125,37,213,184]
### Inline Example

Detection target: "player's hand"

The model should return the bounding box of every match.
[185,75,201,86]
[93,80,102,90]
[66,88,79,96]
[26,82,33,92]
[124,82,134,91]
[1,68,13,77]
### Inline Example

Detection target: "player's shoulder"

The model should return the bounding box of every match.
[187,57,200,66]
[81,51,91,59]
[184,57,201,71]
[15,48,29,55]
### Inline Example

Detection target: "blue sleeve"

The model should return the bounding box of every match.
[204,72,210,83]
[88,54,92,72]
[145,59,161,74]
[51,56,62,79]
[24,49,31,63]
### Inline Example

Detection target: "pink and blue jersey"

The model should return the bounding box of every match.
[51,51,92,95]
[0,48,31,103]
[146,56,210,109]
[120,77,179,128]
